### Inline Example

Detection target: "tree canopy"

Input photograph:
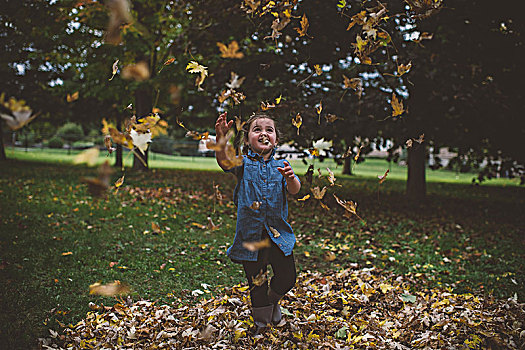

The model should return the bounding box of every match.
[2,0,523,191]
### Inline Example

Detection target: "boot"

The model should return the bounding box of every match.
[268,288,284,326]
[251,304,273,336]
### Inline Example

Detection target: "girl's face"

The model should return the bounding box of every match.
[246,118,278,156]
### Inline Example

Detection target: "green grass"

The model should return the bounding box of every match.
[0,156,524,349]
[6,146,521,186]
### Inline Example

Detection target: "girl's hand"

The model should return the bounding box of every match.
[215,112,233,140]
[277,161,295,181]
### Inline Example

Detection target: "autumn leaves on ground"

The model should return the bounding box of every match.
[0,160,523,349]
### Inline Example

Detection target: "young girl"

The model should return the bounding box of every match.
[215,111,301,335]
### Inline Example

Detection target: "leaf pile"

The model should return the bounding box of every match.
[42,267,524,349]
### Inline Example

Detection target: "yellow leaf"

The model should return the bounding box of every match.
[314,64,322,75]
[268,226,280,238]
[304,251,311,257]
[89,280,130,296]
[391,93,404,117]
[311,186,326,200]
[114,175,125,188]
[397,61,412,76]
[297,194,310,201]
[291,113,302,135]
[217,41,244,59]
[294,14,310,37]
[66,91,79,102]
[186,61,208,91]
[73,147,100,166]
[61,251,73,256]
[275,94,282,104]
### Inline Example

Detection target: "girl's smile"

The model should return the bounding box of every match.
[247,118,277,158]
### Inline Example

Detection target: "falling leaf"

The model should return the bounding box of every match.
[108,127,133,149]
[225,72,245,89]
[61,251,73,256]
[130,129,152,154]
[217,41,244,59]
[207,217,219,230]
[73,147,100,166]
[81,160,114,198]
[323,251,336,262]
[243,238,271,252]
[291,113,302,135]
[186,61,208,91]
[311,186,326,200]
[325,114,340,123]
[333,193,365,223]
[252,270,268,287]
[164,58,175,66]
[405,139,413,148]
[354,145,364,162]
[391,93,404,117]
[104,135,115,154]
[89,280,130,296]
[397,61,412,76]
[105,0,132,45]
[151,222,161,233]
[312,138,332,157]
[114,175,125,188]
[0,106,38,131]
[297,194,310,201]
[275,94,282,104]
[320,202,330,211]
[346,10,366,31]
[294,14,310,37]
[343,75,363,98]
[378,169,389,184]
[316,101,322,124]
[268,226,281,238]
[249,201,261,210]
[326,167,338,186]
[66,91,79,102]
[314,64,322,75]
[109,59,119,81]
[260,101,275,110]
[122,61,150,81]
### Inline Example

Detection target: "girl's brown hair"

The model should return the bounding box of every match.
[235,112,281,154]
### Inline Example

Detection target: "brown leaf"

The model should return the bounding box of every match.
[242,238,271,252]
[89,280,130,296]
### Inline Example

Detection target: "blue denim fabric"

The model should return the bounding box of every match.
[225,149,299,262]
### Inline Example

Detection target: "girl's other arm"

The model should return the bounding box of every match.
[277,161,301,195]
[214,112,234,171]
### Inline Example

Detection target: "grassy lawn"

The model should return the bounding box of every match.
[0,154,524,349]
[6,146,521,186]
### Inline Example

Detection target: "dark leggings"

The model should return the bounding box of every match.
[242,236,297,307]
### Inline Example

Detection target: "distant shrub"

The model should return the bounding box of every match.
[149,135,175,155]
[47,136,64,149]
[56,123,84,145]
[72,141,95,149]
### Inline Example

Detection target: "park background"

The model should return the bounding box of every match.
[1,0,524,349]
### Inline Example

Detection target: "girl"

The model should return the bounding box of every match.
[215,111,301,335]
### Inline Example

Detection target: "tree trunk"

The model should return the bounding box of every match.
[406,143,426,200]
[132,88,152,171]
[0,121,6,161]
[342,157,352,175]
